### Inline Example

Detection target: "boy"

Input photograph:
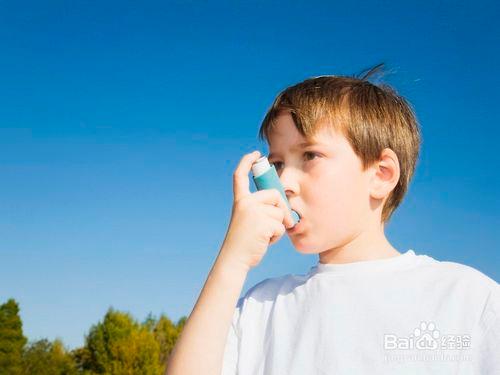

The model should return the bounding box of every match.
[166,65,499,374]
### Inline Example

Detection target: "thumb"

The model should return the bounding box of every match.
[233,150,261,201]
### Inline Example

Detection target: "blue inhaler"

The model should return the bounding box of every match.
[251,156,301,226]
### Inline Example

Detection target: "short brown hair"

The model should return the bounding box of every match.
[258,63,421,223]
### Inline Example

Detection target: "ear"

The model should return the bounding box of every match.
[369,148,400,201]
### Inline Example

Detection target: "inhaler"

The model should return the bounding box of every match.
[251,156,301,227]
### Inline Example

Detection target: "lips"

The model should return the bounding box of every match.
[286,218,303,233]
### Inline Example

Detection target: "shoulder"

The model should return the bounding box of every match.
[245,272,309,300]
[236,270,311,311]
[425,256,500,322]
[430,257,498,291]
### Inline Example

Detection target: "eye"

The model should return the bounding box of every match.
[304,151,320,161]
[270,152,320,171]
[270,161,283,171]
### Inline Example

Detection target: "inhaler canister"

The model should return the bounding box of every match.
[251,156,301,226]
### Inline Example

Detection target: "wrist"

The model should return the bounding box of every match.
[217,246,252,275]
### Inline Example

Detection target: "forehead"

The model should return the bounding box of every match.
[267,113,340,149]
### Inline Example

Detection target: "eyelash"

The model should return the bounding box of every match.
[270,152,320,171]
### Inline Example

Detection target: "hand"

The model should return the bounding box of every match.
[219,150,295,270]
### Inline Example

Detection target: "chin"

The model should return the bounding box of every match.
[290,237,323,255]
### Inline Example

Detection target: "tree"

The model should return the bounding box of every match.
[0,299,27,375]
[0,299,186,374]
[152,315,185,369]
[79,307,162,374]
[22,338,77,375]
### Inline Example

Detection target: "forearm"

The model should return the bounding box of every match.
[166,247,249,375]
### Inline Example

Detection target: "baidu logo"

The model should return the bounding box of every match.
[384,321,471,351]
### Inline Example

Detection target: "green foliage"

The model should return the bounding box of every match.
[0,299,27,375]
[175,317,186,331]
[152,315,181,367]
[22,338,77,375]
[78,308,163,374]
[0,299,187,374]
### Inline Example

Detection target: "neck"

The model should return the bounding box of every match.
[318,219,400,264]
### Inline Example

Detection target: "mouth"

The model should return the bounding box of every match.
[286,216,303,233]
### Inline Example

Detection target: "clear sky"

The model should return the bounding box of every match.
[0,0,498,350]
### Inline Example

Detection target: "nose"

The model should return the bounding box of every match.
[278,166,302,224]
[279,167,300,200]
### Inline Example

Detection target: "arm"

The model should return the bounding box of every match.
[166,150,294,374]
[165,248,249,375]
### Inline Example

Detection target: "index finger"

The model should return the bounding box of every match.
[257,189,296,229]
[233,150,261,201]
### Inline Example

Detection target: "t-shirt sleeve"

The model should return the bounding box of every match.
[221,296,244,375]
[475,285,500,374]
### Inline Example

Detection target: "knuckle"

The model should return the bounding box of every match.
[273,190,282,204]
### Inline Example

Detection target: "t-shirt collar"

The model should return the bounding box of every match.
[310,249,418,275]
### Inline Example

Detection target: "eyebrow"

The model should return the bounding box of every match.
[268,141,321,159]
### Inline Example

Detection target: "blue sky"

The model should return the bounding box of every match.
[0,0,498,350]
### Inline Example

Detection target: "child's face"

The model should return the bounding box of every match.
[267,112,375,255]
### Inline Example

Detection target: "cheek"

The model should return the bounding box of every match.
[307,164,368,231]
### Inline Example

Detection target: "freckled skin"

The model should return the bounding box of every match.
[267,113,401,264]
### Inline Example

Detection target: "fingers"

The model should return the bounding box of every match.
[269,221,286,246]
[233,150,261,202]
[254,189,295,229]
[261,204,286,222]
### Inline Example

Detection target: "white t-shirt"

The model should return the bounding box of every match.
[221,249,500,374]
